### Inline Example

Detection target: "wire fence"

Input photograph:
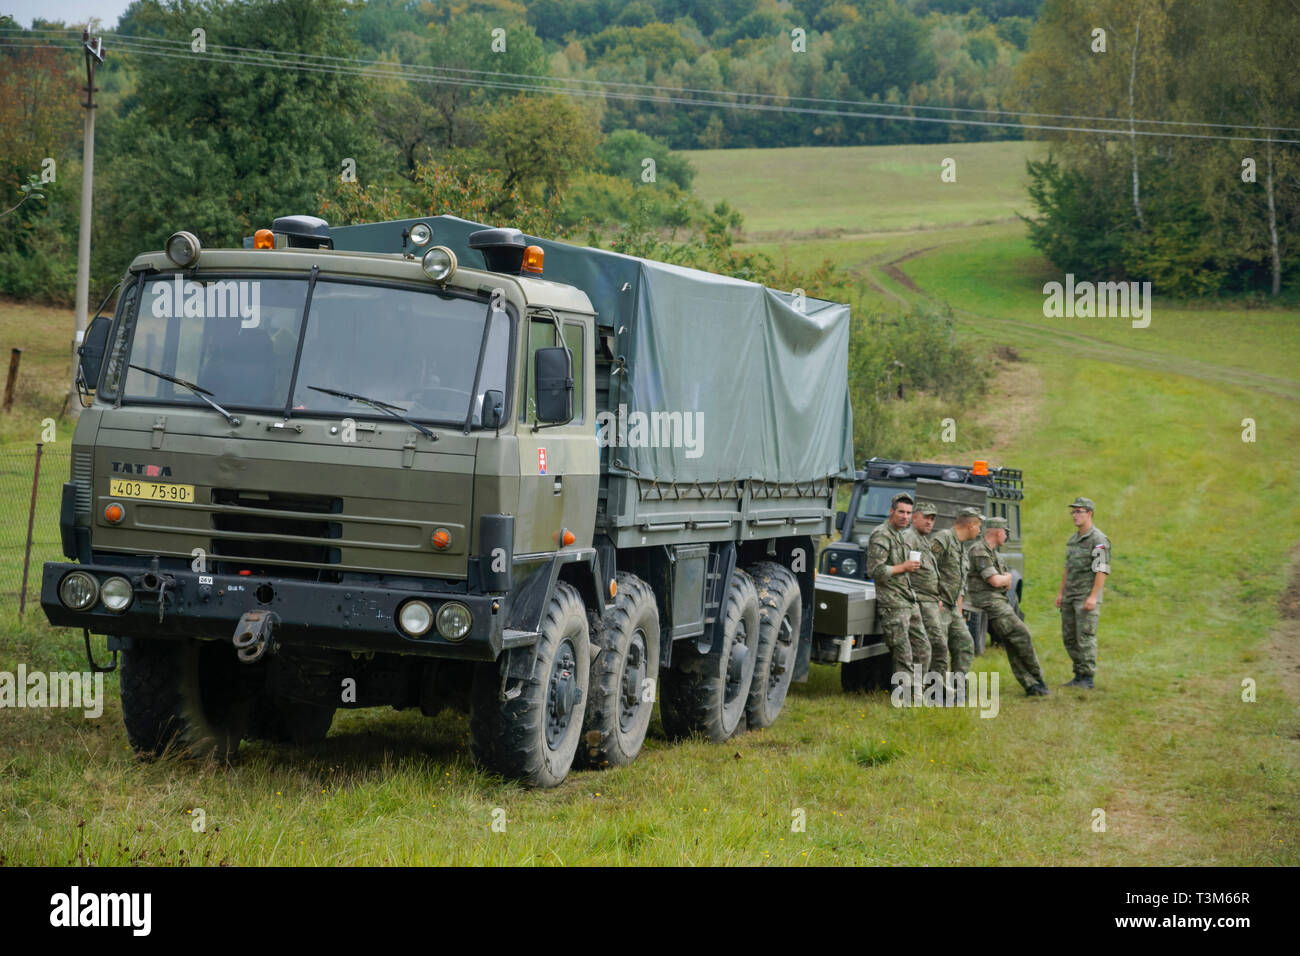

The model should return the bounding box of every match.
[0,441,71,621]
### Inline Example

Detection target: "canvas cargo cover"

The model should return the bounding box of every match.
[333,215,854,485]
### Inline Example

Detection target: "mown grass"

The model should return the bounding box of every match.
[686,141,1042,237]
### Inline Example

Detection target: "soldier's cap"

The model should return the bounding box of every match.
[889,491,914,508]
[915,501,937,516]
[1068,496,1095,512]
[957,506,984,520]
[984,516,1009,530]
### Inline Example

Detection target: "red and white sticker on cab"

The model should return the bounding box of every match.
[538,447,548,475]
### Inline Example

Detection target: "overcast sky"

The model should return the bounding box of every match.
[5,0,133,29]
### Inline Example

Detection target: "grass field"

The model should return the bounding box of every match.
[686,141,1042,237]
[2,141,1298,865]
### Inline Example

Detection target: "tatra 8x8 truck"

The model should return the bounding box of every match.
[43,214,854,786]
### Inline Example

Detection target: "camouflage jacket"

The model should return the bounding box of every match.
[866,523,917,609]
[929,527,968,607]
[904,528,941,602]
[1063,526,1111,603]
[966,536,1010,609]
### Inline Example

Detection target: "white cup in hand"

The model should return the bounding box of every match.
[908,550,921,564]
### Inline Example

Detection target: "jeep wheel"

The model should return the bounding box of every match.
[840,651,893,694]
[120,638,251,760]
[660,568,759,742]
[579,573,661,769]
[745,562,801,729]
[470,582,590,788]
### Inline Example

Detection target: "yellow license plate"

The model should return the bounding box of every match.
[109,479,195,502]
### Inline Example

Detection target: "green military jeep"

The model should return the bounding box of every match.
[811,457,1026,690]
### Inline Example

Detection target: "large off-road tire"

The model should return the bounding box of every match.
[120,638,251,760]
[470,582,590,788]
[744,562,801,729]
[251,696,336,746]
[840,651,893,694]
[579,573,661,769]
[659,568,759,743]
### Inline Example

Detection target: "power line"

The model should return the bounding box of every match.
[14,24,1300,136]
[4,31,1299,145]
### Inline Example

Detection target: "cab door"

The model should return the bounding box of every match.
[515,314,597,555]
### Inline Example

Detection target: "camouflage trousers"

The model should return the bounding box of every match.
[876,604,930,700]
[1060,599,1100,679]
[941,605,974,676]
[981,600,1046,691]
[916,601,948,675]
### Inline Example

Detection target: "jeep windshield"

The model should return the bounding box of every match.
[105,275,511,427]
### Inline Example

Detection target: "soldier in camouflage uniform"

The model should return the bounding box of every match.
[968,517,1050,696]
[905,502,947,677]
[1055,496,1110,689]
[930,506,983,683]
[866,492,928,702]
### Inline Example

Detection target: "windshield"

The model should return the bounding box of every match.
[856,484,904,521]
[112,276,510,427]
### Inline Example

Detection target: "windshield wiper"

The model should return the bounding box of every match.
[129,364,241,426]
[306,385,436,440]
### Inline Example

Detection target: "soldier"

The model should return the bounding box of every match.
[905,502,947,680]
[1055,496,1110,689]
[865,492,928,702]
[968,516,1050,696]
[930,507,983,688]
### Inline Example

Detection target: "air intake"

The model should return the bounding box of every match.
[468,227,528,274]
[272,215,334,249]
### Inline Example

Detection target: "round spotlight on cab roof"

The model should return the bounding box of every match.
[165,231,201,267]
[398,599,434,638]
[408,222,432,247]
[421,245,457,282]
[436,602,472,642]
[59,570,98,611]
[101,576,133,613]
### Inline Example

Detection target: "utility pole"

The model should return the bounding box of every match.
[69,29,104,423]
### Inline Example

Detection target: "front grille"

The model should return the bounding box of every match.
[210,488,344,580]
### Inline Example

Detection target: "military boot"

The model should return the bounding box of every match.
[1025,683,1050,697]
[1062,675,1087,688]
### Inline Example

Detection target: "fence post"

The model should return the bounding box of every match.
[3,347,21,414]
[19,442,44,619]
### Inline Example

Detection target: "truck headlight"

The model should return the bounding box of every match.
[398,600,433,637]
[421,246,457,282]
[436,602,472,641]
[100,576,133,613]
[59,571,99,610]
[840,556,858,577]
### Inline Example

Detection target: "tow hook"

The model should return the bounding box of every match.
[233,610,278,663]
[139,558,176,624]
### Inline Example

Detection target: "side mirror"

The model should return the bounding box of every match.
[481,389,505,430]
[78,315,112,392]
[534,346,573,424]
[834,510,847,532]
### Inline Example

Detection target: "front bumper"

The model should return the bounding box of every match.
[40,562,510,661]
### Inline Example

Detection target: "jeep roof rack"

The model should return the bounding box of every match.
[861,457,1024,501]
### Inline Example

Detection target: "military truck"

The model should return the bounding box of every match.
[809,457,1026,691]
[42,214,853,787]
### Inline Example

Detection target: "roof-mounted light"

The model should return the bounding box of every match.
[253,228,275,250]
[165,231,201,267]
[422,245,457,282]
[972,460,990,476]
[408,222,432,247]
[522,245,544,275]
